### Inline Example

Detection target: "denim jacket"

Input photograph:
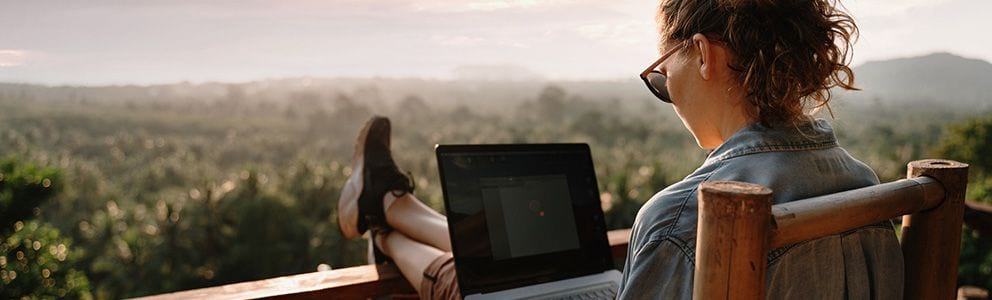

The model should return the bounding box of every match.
[617,119,904,299]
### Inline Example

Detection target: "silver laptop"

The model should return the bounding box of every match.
[435,144,620,300]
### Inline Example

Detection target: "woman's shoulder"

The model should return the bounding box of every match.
[631,162,724,244]
[708,144,880,204]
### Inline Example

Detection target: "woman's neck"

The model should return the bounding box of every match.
[715,111,753,146]
[707,95,757,150]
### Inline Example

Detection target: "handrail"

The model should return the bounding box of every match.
[965,201,992,237]
[134,229,632,300]
[770,176,944,248]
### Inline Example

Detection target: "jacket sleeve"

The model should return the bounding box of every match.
[617,238,694,299]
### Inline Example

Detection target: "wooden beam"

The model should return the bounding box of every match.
[902,159,969,300]
[608,228,632,260]
[965,201,992,237]
[133,228,632,300]
[693,181,772,300]
[769,177,944,248]
[958,286,990,300]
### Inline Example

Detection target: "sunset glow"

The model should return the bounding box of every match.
[0,50,27,67]
[1,0,989,85]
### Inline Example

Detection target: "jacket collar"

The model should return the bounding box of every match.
[703,118,839,166]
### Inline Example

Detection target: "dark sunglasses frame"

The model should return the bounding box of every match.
[639,45,684,103]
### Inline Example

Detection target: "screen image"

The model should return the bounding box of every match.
[481,175,580,260]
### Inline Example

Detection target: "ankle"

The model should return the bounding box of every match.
[373,230,391,254]
[382,190,406,217]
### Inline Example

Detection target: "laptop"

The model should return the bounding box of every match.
[435,143,621,300]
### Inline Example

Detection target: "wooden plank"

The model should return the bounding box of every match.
[134,229,632,299]
[769,177,944,248]
[958,286,990,300]
[608,228,632,260]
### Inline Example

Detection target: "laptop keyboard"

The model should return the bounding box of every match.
[524,282,618,300]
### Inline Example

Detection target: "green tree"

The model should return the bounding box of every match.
[0,158,92,299]
[0,159,60,233]
[935,115,992,178]
[933,115,992,290]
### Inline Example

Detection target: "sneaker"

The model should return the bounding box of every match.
[336,116,415,240]
[337,117,371,240]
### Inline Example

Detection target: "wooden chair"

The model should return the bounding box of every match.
[693,159,970,300]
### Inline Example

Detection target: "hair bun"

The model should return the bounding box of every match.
[658,0,859,125]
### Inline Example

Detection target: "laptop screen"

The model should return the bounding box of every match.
[436,144,613,295]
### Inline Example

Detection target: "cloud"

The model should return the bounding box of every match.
[575,21,655,46]
[412,0,585,13]
[431,35,487,46]
[0,50,30,67]
[845,0,953,17]
[430,34,531,48]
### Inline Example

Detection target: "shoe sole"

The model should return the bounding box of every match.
[337,117,377,240]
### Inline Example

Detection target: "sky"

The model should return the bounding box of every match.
[1,0,990,85]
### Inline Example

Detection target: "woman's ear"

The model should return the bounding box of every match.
[692,33,714,81]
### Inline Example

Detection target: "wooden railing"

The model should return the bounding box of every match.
[138,159,987,300]
[135,229,632,300]
[694,159,969,300]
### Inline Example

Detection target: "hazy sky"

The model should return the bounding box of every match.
[1,0,990,85]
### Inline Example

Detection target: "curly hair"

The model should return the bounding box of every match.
[657,0,859,126]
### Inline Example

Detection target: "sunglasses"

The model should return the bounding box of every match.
[639,45,684,103]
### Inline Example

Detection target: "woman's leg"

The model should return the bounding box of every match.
[376,230,446,291]
[383,192,453,252]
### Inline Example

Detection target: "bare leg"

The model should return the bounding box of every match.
[384,192,453,252]
[377,230,446,291]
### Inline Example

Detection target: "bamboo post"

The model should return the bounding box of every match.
[902,159,969,300]
[694,181,773,300]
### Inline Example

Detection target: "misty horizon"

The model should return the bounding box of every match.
[0,51,983,88]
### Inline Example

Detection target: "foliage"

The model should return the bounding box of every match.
[1,221,92,299]
[933,116,992,290]
[960,216,992,289]
[0,158,61,235]
[936,116,992,178]
[0,158,91,299]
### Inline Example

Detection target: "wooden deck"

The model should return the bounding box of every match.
[135,229,631,300]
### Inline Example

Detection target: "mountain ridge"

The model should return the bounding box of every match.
[849,52,992,106]
[1,52,989,111]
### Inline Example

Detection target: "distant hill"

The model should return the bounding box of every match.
[850,52,992,107]
[2,52,990,113]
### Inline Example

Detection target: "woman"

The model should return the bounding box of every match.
[336,0,903,298]
[624,0,902,298]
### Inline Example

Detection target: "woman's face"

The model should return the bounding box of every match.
[659,40,715,149]
[658,37,749,150]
